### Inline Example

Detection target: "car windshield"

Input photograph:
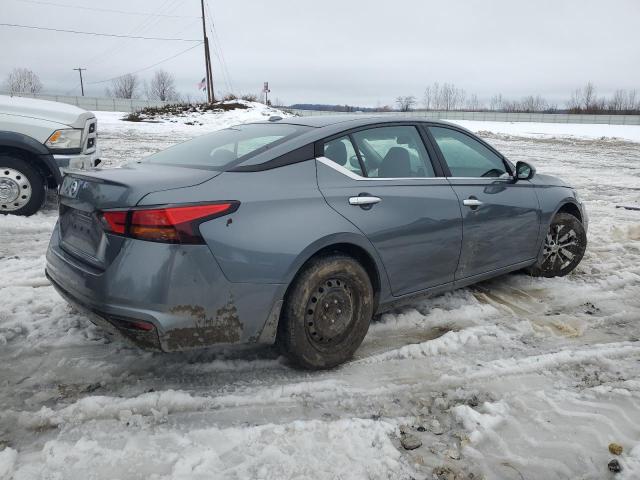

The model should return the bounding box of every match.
[143,123,309,170]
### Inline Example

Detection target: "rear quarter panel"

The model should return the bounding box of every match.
[138,160,391,295]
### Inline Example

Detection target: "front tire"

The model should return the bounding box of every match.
[528,212,587,277]
[278,254,374,370]
[0,154,46,216]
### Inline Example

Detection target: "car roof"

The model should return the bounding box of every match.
[252,114,456,130]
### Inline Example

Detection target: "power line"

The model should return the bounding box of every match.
[78,0,182,68]
[0,23,201,41]
[79,0,190,71]
[87,42,204,85]
[205,1,234,93]
[13,0,199,18]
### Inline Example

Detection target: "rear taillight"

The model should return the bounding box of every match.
[102,211,127,235]
[100,202,239,244]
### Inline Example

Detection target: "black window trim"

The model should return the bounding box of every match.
[229,143,316,172]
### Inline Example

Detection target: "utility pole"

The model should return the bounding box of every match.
[200,0,214,103]
[73,67,86,96]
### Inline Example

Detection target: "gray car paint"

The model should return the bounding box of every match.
[316,163,462,296]
[446,177,541,279]
[45,116,587,352]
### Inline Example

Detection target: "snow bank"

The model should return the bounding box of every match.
[441,342,640,384]
[453,400,509,443]
[18,379,394,429]
[95,100,291,136]
[0,448,17,479]
[13,419,410,480]
[362,324,512,363]
[448,119,640,143]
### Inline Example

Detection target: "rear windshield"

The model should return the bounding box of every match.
[143,123,309,170]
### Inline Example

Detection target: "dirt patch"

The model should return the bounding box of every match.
[166,300,243,349]
[123,101,249,122]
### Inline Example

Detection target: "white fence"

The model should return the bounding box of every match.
[286,108,640,125]
[2,91,173,112]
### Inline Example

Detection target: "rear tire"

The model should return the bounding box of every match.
[528,212,587,277]
[277,254,374,370]
[0,154,46,216]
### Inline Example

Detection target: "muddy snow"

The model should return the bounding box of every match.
[1,107,639,479]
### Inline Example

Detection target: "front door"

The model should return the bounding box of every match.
[427,126,541,280]
[316,125,462,296]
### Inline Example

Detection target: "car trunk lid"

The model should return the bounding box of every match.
[58,163,218,267]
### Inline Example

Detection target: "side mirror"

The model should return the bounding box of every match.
[515,161,536,181]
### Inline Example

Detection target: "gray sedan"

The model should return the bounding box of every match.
[46,116,587,369]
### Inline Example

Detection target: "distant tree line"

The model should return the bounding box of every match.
[404,81,640,114]
[2,68,639,114]
[289,103,382,112]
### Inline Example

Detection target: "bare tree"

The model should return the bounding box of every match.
[465,94,484,111]
[608,89,639,113]
[3,68,43,94]
[627,89,639,112]
[520,95,548,112]
[395,95,416,112]
[581,81,597,110]
[568,82,605,113]
[147,69,178,101]
[489,93,504,111]
[567,88,582,112]
[106,74,139,99]
[437,83,463,110]
[423,85,435,110]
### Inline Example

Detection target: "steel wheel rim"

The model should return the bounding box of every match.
[305,277,355,346]
[0,168,32,211]
[542,223,580,271]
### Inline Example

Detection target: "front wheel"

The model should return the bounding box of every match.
[528,212,587,277]
[0,154,46,216]
[277,254,374,369]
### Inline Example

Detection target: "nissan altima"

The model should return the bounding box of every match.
[46,116,587,369]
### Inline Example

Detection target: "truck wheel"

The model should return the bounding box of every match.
[528,212,587,278]
[0,154,46,216]
[277,254,374,370]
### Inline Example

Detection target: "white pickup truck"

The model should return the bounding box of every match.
[0,95,100,215]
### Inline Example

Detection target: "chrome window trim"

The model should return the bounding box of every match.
[316,157,447,182]
[446,176,514,181]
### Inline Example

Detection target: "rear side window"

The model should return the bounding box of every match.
[144,123,308,170]
[323,136,364,176]
[351,126,435,178]
[429,127,507,178]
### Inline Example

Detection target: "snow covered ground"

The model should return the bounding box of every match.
[1,108,639,479]
[448,119,640,143]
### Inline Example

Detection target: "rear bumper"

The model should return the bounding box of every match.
[45,222,284,352]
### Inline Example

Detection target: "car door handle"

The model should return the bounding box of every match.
[463,198,483,207]
[349,196,381,206]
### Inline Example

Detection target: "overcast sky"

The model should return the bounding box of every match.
[2,0,639,107]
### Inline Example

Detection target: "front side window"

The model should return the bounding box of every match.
[145,123,308,170]
[429,127,507,178]
[323,136,363,176]
[351,126,435,178]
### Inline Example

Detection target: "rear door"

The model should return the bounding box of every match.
[316,124,462,296]
[426,125,541,280]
